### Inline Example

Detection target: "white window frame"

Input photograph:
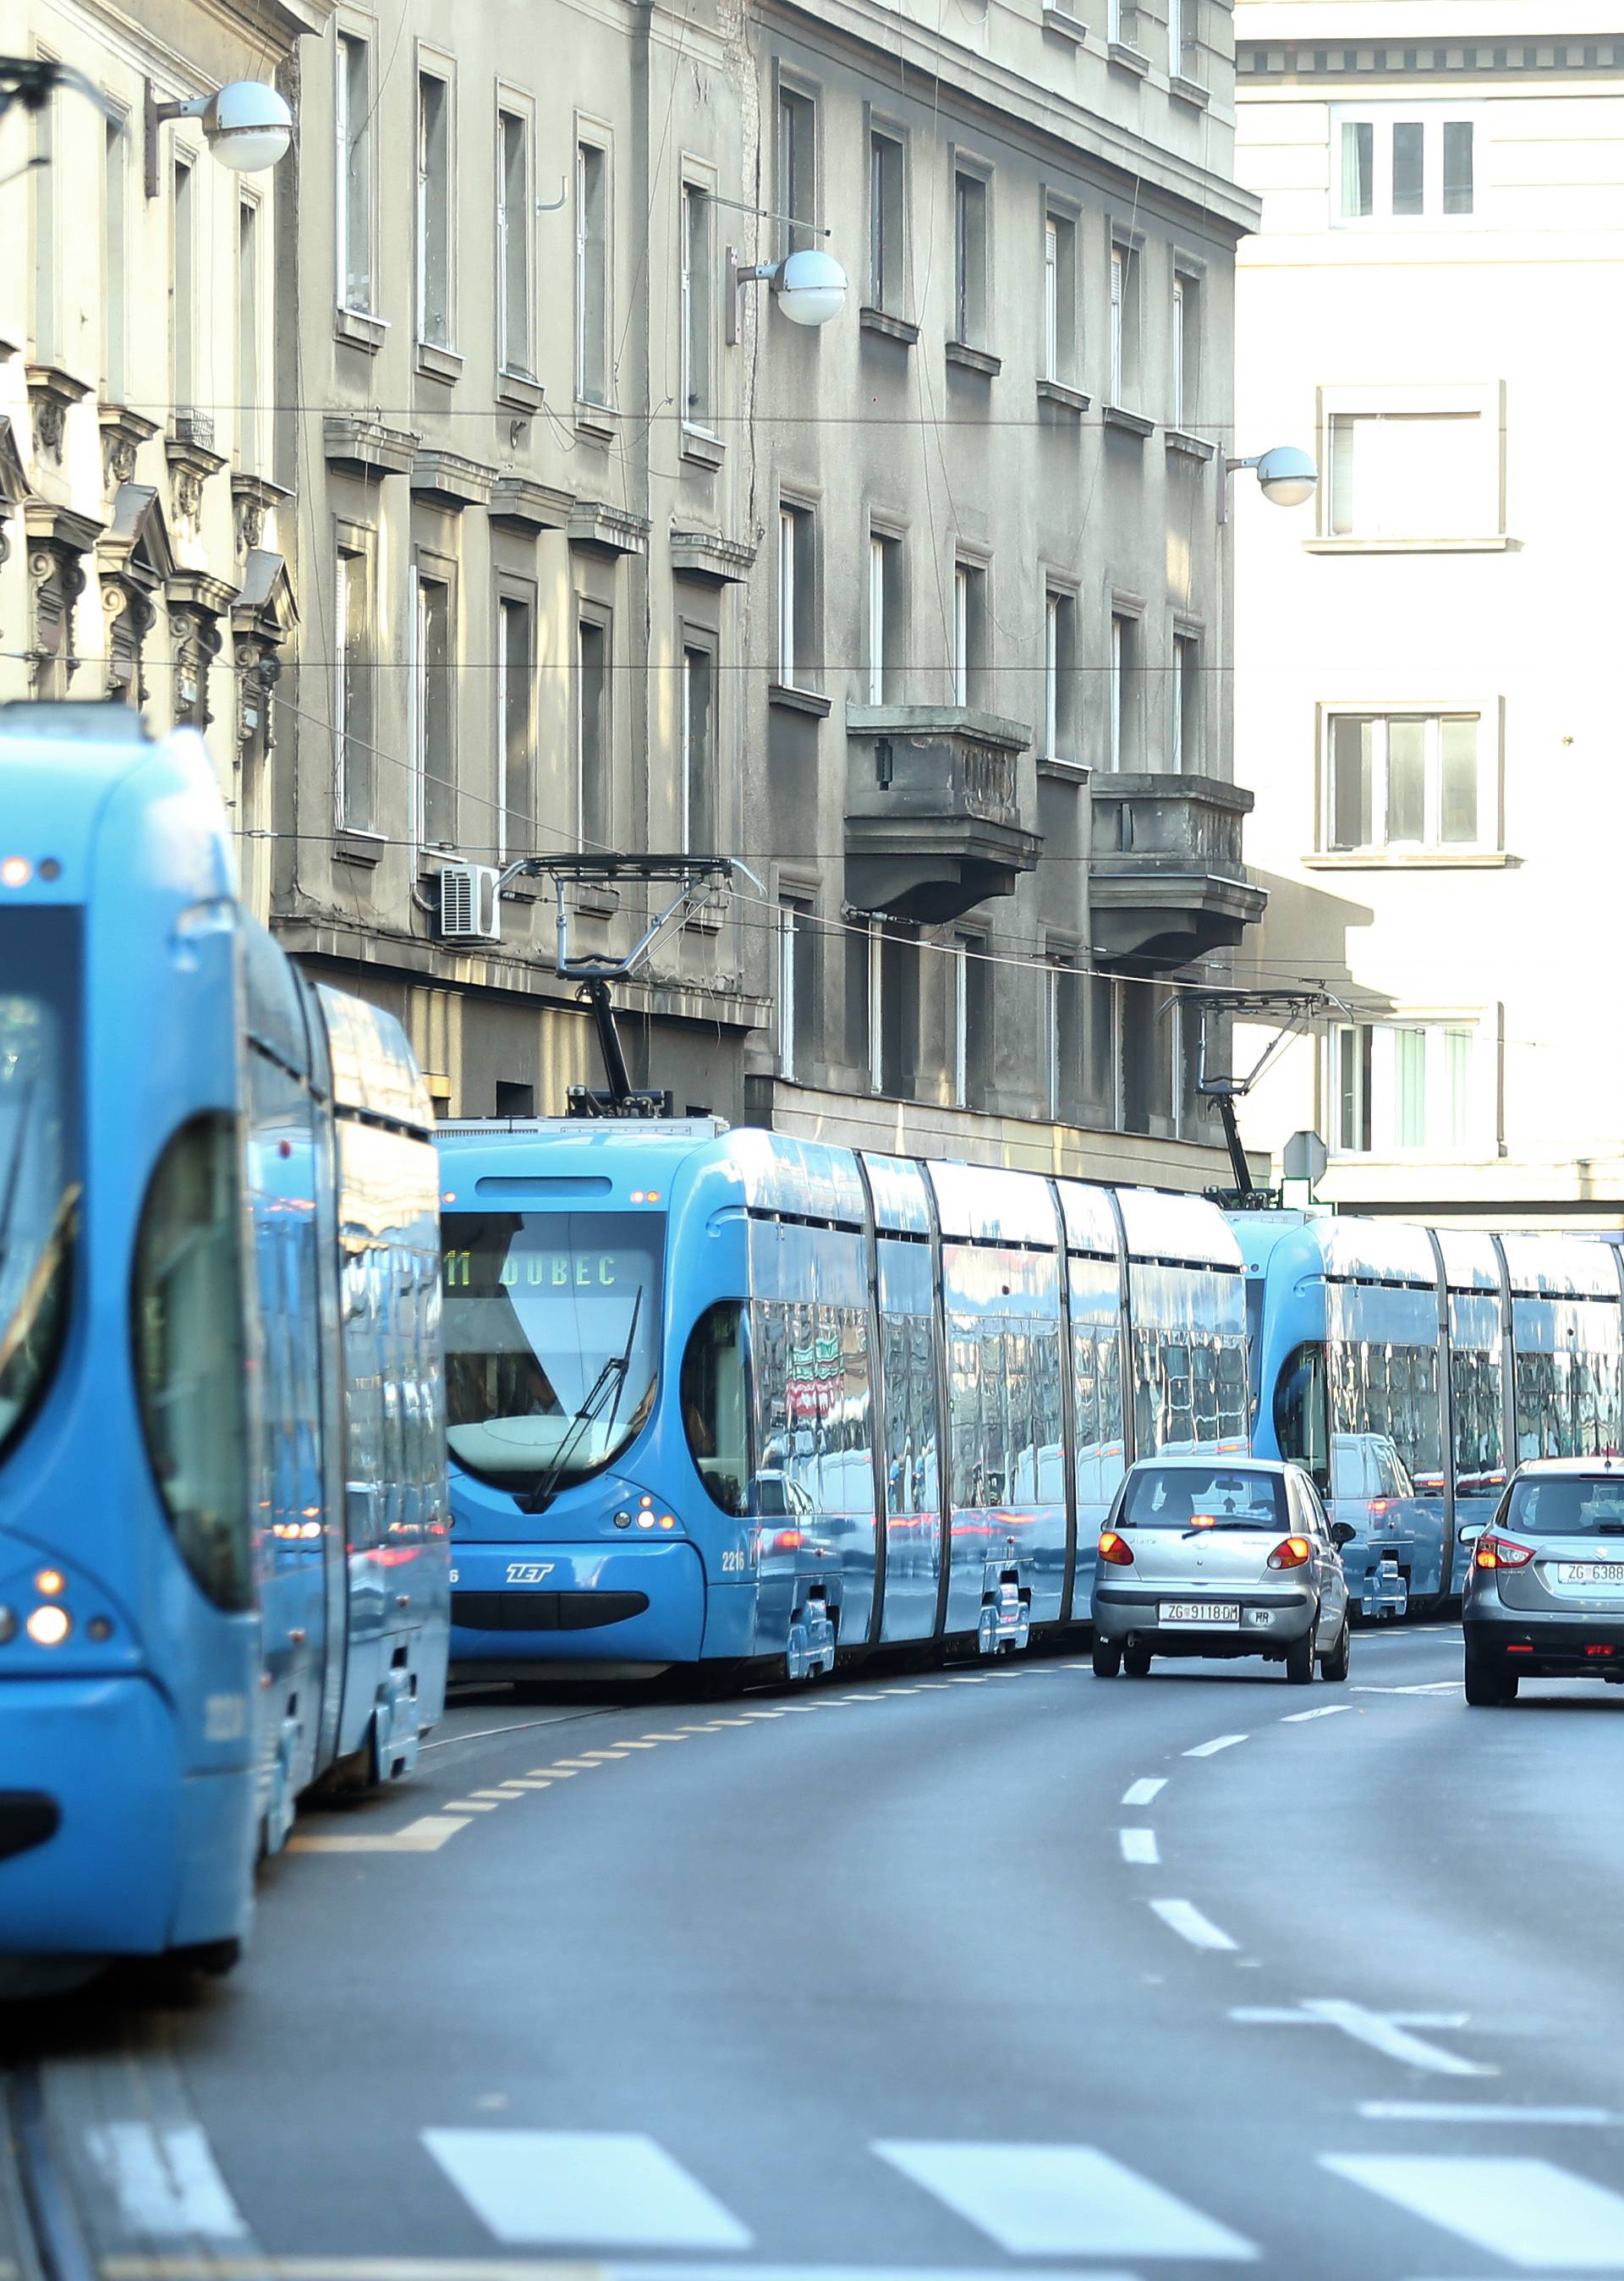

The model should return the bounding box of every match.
[779,899,805,1081]
[334,28,372,315]
[953,563,971,707]
[778,505,799,687]
[1042,217,1059,380]
[679,179,714,431]
[102,107,129,399]
[868,533,887,706]
[1167,0,1184,73]
[1330,1017,1486,1158]
[1332,104,1479,228]
[415,58,454,352]
[867,919,885,1093]
[1321,706,1490,855]
[952,939,969,1108]
[680,641,715,855]
[1109,236,1140,409]
[1109,612,1132,770]
[1320,382,1503,545]
[574,135,610,404]
[497,99,535,379]
[1045,591,1061,761]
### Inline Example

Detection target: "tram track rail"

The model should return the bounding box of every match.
[2,2061,97,2281]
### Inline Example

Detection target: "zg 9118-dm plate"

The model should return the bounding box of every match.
[1161,1602,1240,1624]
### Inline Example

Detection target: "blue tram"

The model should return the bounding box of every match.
[1237,1212,1623,1616]
[0,706,448,1989]
[435,1119,1248,1681]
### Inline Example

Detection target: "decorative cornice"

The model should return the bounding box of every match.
[99,404,160,497]
[409,449,498,512]
[568,500,650,557]
[26,364,91,466]
[487,474,575,533]
[669,529,756,585]
[231,470,294,556]
[323,414,419,480]
[1239,36,1624,79]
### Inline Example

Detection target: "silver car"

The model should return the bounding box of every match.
[1462,1457,1624,1706]
[1091,1456,1355,1685]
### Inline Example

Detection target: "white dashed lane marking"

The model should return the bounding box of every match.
[1321,2154,1624,2269]
[873,2141,1255,2261]
[1281,1705,1353,1723]
[1119,1828,1160,1866]
[1149,1899,1239,1952]
[1122,1778,1167,1806]
[1184,1734,1248,1758]
[423,2131,754,2251]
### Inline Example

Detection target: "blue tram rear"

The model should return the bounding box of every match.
[435,1119,1248,1682]
[1236,1211,1624,1616]
[0,706,448,1987]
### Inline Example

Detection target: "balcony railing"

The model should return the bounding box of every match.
[844,705,1040,923]
[1089,772,1267,972]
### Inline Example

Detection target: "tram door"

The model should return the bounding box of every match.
[876,1235,943,1642]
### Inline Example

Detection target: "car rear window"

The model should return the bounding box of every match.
[1122,1467,1288,1531]
[1502,1477,1624,1538]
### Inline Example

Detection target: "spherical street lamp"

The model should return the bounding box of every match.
[772,248,849,329]
[1254,444,1319,508]
[199,81,294,173]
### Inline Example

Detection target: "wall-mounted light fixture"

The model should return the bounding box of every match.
[1219,443,1318,523]
[726,246,849,344]
[144,79,293,197]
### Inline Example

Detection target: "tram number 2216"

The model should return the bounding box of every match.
[720,1549,749,1573]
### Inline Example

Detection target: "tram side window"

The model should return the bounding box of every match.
[1217,1339,1248,1443]
[683,1301,750,1515]
[132,1114,252,1611]
[1274,1342,1330,1493]
[1450,1344,1503,1489]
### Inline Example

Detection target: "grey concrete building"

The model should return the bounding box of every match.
[276,0,1265,1184]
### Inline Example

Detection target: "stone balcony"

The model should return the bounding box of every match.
[844,705,1040,923]
[1089,772,1269,973]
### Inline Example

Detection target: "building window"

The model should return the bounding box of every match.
[1088,972,1119,1120]
[1045,587,1078,763]
[497,107,533,377]
[1045,956,1082,1122]
[1042,212,1077,383]
[873,926,919,1097]
[1171,271,1199,427]
[953,932,990,1108]
[237,200,261,474]
[1332,1021,1478,1155]
[1171,632,1200,772]
[30,71,56,359]
[335,31,371,312]
[778,896,815,1080]
[416,70,452,349]
[495,1081,535,1119]
[953,558,987,708]
[1327,409,1493,541]
[681,184,713,427]
[1108,0,1138,42]
[952,168,988,346]
[497,592,535,862]
[1108,239,1140,407]
[777,502,816,690]
[1167,0,1188,74]
[576,613,611,847]
[868,531,903,705]
[869,129,905,314]
[777,86,816,258]
[171,156,196,417]
[1337,109,1474,224]
[103,115,128,399]
[1109,611,1138,770]
[334,541,373,831]
[1123,982,1177,1135]
[414,568,455,848]
[682,645,716,853]
[575,140,609,403]
[1325,712,1482,854]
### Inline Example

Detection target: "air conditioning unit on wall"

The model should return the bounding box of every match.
[436,862,502,944]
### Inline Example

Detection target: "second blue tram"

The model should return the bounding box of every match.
[1237,1212,1624,1614]
[0,706,448,1989]
[436,1120,1248,1681]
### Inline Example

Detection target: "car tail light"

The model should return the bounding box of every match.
[1475,1534,1536,1569]
[1098,1531,1134,1567]
[1369,1499,1391,1518]
[1586,1644,1616,1658]
[1267,1536,1312,1571]
[1506,1643,1533,1654]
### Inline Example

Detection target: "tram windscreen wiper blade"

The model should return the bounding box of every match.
[519,1285,645,1516]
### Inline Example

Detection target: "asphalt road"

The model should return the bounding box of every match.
[12,1624,1624,2281]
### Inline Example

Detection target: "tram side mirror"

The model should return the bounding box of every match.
[1457,1522,1485,1546]
[1329,1522,1357,1549]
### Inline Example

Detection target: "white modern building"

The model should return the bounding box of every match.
[1230,2,1624,1227]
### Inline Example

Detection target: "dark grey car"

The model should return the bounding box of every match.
[1462,1459,1624,1706]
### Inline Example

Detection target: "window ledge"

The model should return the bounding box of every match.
[1303,535,1515,555]
[574,398,618,444]
[679,425,727,470]
[768,683,832,718]
[860,305,920,346]
[1036,377,1090,415]
[1107,39,1150,74]
[683,904,727,935]
[335,305,388,355]
[1037,755,1091,783]
[946,338,1001,377]
[1103,403,1155,437]
[497,369,546,415]
[333,827,387,869]
[414,339,464,385]
[1169,71,1210,108]
[1165,426,1216,460]
[1040,3,1088,41]
[1303,849,1514,871]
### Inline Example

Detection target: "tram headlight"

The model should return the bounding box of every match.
[26,1604,71,1647]
[35,1568,66,1597]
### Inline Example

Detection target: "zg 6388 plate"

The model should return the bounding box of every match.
[1160,1601,1240,1625]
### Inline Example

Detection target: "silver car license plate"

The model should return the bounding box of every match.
[1557,1562,1624,1585]
[1161,1602,1239,1624]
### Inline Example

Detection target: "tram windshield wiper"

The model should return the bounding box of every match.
[518,1284,644,1516]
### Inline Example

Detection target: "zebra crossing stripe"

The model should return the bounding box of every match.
[422,2130,754,2251]
[873,2141,1255,2260]
[1321,2154,1624,2268]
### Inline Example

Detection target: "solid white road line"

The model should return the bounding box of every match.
[1281,1705,1352,1723]
[1122,1778,1167,1806]
[873,2141,1255,2261]
[1184,1734,1248,1758]
[85,2123,250,2240]
[422,2131,754,2252]
[1119,1828,1160,1866]
[1321,2154,1624,2269]
[1149,1899,1238,1953]
[1358,2102,1618,2127]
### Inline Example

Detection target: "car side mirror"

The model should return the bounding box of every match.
[1457,1522,1485,1546]
[1329,1521,1357,1548]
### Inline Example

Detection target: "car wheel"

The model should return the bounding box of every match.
[1123,1641,1153,1679]
[1464,1647,1515,1707]
[1320,1617,1351,1683]
[1285,1624,1315,1685]
[1092,1637,1122,1679]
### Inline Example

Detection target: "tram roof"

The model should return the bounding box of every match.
[316,984,435,1132]
[0,706,233,901]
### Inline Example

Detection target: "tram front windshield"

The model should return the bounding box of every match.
[441,1210,664,1496]
[0,909,79,1465]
